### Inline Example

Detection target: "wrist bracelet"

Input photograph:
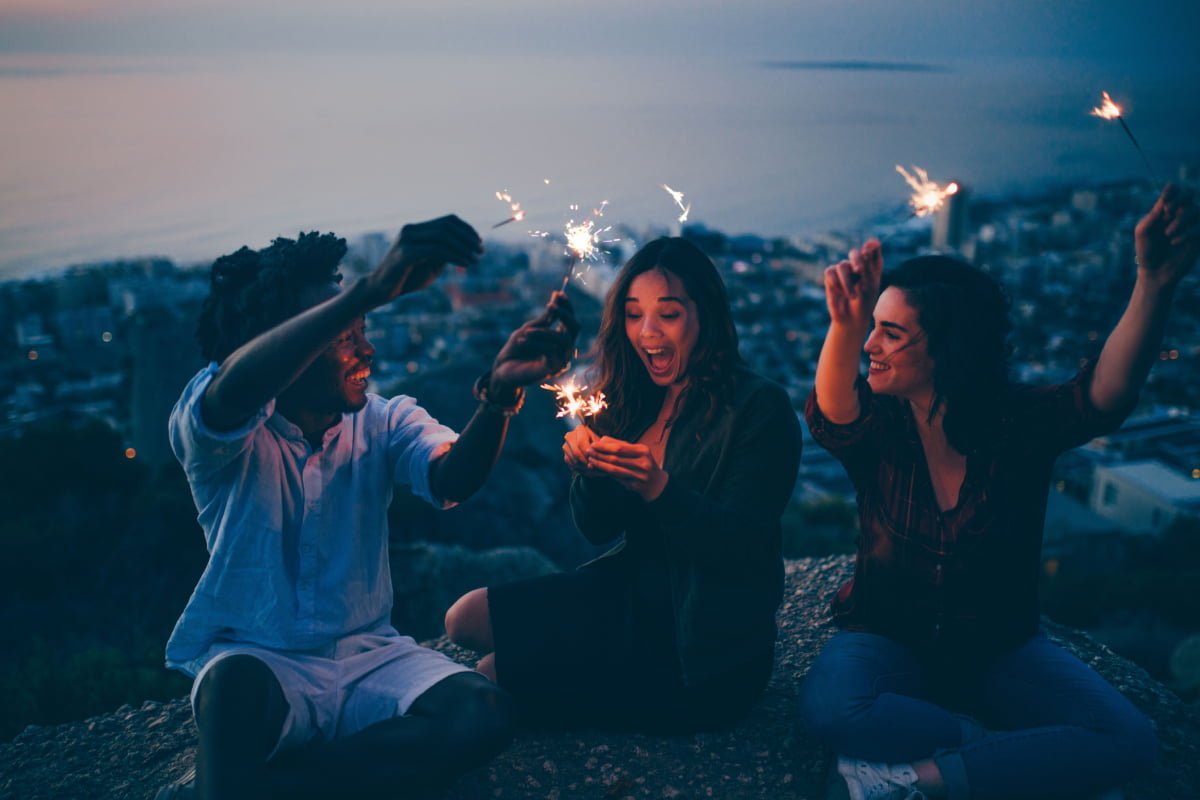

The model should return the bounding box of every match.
[473,371,525,417]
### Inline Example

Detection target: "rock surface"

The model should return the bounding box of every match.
[3,557,1198,800]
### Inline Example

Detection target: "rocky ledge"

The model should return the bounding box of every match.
[2,556,1198,800]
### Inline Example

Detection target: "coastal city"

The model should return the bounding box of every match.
[3,171,1197,554]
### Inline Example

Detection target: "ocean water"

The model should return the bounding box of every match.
[1,49,1196,280]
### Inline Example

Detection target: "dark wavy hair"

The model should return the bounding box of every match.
[882,255,1013,454]
[588,237,743,438]
[195,232,347,363]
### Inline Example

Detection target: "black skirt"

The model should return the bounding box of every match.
[487,554,772,733]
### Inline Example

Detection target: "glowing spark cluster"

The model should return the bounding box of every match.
[1088,90,1158,183]
[661,183,691,223]
[895,165,959,217]
[564,201,613,263]
[540,379,607,420]
[491,190,525,229]
[1090,90,1122,120]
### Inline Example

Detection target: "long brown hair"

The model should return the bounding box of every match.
[589,237,743,438]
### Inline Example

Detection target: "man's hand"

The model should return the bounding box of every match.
[366,215,483,306]
[1135,184,1200,292]
[490,290,580,397]
[824,239,883,332]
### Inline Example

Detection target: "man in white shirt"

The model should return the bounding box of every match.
[159,215,577,800]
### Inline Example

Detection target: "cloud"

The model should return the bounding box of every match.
[762,60,949,73]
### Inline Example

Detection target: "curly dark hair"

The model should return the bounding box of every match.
[588,237,743,439]
[195,232,347,363]
[882,255,1013,454]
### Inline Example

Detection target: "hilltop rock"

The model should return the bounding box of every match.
[3,557,1198,800]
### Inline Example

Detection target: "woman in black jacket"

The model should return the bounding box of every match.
[446,236,802,732]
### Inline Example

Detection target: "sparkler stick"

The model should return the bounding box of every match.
[661,183,691,224]
[1090,91,1159,183]
[540,378,607,426]
[491,191,526,229]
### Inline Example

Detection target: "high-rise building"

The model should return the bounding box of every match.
[932,182,970,251]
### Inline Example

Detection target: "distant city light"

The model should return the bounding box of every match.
[27,350,37,361]
[124,448,136,459]
[101,331,113,343]
[406,361,419,373]
[1192,468,1200,480]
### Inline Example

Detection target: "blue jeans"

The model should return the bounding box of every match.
[797,630,1157,800]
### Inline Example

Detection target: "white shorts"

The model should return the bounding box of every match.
[188,632,471,757]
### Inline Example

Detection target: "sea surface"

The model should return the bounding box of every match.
[2,50,1197,280]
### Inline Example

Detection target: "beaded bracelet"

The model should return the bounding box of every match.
[473,371,525,417]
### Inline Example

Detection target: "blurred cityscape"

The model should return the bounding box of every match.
[3,170,1198,554]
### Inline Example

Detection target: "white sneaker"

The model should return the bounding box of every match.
[836,756,926,800]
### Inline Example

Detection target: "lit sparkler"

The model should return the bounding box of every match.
[895,165,959,218]
[1089,90,1158,183]
[540,378,607,422]
[491,190,526,229]
[662,183,691,223]
[561,201,616,283]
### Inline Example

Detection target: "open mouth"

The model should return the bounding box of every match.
[347,366,371,388]
[644,347,674,377]
[868,360,890,373]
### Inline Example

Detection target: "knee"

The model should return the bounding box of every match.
[798,682,849,749]
[194,654,286,737]
[444,588,491,651]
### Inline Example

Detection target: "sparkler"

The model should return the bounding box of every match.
[1090,90,1158,183]
[895,165,959,219]
[540,378,607,423]
[560,201,616,285]
[491,191,526,229]
[661,183,691,223]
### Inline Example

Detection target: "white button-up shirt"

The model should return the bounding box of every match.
[165,363,457,671]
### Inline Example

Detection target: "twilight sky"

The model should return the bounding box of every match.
[1,1,1198,278]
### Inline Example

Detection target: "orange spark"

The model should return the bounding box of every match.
[492,190,525,229]
[540,379,607,420]
[895,165,959,217]
[1090,90,1121,120]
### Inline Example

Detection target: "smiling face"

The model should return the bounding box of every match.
[281,282,376,426]
[864,286,936,403]
[624,268,700,388]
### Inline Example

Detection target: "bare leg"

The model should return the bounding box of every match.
[445,588,501,679]
[269,672,515,798]
[192,654,288,800]
[444,587,494,654]
[192,657,514,800]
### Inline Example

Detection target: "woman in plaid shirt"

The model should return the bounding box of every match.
[799,185,1198,800]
